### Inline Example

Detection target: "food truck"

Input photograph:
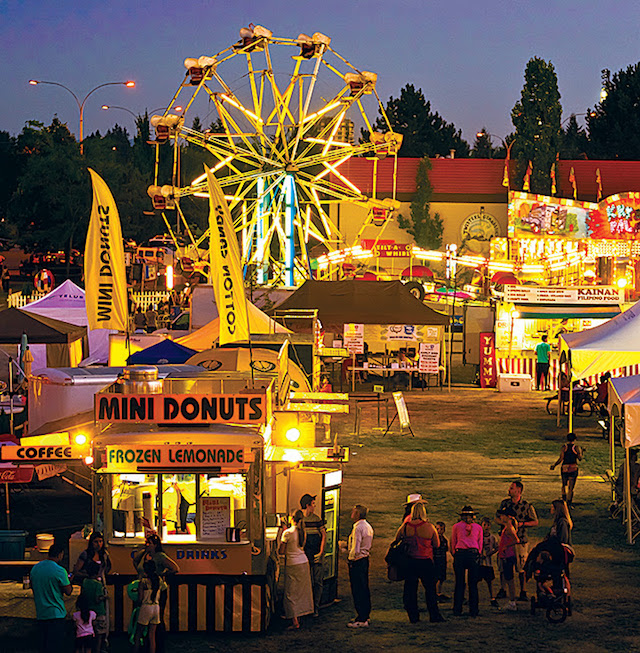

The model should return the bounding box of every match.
[73,360,348,634]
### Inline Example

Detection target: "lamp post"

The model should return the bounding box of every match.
[477,132,516,191]
[28,79,135,154]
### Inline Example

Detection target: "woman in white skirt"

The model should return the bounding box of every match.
[279,509,314,629]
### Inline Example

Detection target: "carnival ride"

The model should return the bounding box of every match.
[147,25,402,287]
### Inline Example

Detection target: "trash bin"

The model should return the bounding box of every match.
[0,530,28,560]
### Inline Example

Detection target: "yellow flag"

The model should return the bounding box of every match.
[84,169,128,331]
[206,167,249,345]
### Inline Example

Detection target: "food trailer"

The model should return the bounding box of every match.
[79,361,348,634]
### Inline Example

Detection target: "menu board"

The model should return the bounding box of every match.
[418,342,440,374]
[343,323,364,354]
[200,496,231,540]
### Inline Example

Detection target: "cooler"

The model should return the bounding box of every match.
[497,373,533,393]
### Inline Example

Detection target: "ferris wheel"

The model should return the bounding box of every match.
[148,25,402,286]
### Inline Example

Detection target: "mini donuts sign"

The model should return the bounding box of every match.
[95,393,266,425]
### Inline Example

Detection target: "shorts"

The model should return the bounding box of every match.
[515,542,529,574]
[478,565,495,582]
[94,614,108,635]
[434,559,447,582]
[561,470,579,485]
[76,635,94,647]
[501,556,517,581]
[137,603,161,626]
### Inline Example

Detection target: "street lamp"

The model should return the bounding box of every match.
[560,112,596,128]
[477,132,516,190]
[101,105,183,120]
[28,79,135,154]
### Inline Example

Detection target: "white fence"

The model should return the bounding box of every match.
[8,290,171,312]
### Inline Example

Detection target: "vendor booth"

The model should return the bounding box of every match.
[0,307,87,375]
[54,356,349,634]
[494,285,624,390]
[273,280,449,387]
[607,375,640,543]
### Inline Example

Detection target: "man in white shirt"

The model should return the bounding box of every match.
[347,504,374,628]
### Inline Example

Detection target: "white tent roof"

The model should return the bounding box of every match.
[176,301,290,351]
[560,300,640,379]
[22,279,112,364]
[609,375,640,448]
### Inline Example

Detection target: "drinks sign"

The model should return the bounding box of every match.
[343,323,364,354]
[504,286,623,305]
[418,342,440,374]
[105,445,248,472]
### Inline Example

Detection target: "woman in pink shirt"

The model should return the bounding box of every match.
[392,501,444,624]
[451,505,483,617]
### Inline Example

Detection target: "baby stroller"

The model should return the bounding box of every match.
[525,537,574,623]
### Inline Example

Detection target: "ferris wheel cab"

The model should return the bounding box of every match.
[234,24,273,52]
[183,56,217,85]
[344,71,377,95]
[295,32,331,59]
[149,114,183,144]
[147,185,176,210]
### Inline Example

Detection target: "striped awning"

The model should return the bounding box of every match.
[515,304,621,320]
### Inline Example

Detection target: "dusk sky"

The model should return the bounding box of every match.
[2,0,639,148]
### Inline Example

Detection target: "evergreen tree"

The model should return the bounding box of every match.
[587,63,640,159]
[471,128,495,158]
[374,84,469,158]
[560,114,589,159]
[398,157,443,249]
[8,119,90,254]
[511,57,562,194]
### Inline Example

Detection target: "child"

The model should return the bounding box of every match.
[72,592,96,653]
[478,517,500,608]
[433,521,449,601]
[132,559,167,653]
[81,559,107,653]
[498,512,520,611]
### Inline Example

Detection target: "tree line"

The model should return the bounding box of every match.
[0,57,639,256]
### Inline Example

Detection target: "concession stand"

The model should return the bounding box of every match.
[77,361,348,634]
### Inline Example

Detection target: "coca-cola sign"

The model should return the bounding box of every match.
[0,466,34,483]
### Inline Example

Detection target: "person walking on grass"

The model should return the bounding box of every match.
[550,432,584,507]
[132,560,166,653]
[30,542,73,653]
[478,517,500,609]
[451,505,483,617]
[346,504,374,629]
[495,481,538,602]
[497,512,520,611]
[549,499,573,546]
[393,500,444,624]
[535,334,551,391]
[72,593,96,653]
[300,493,326,617]
[279,510,314,630]
[433,521,449,602]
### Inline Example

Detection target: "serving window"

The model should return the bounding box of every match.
[109,471,248,543]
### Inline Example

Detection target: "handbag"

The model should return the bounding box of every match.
[385,537,410,581]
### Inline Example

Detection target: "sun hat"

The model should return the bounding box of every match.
[405,493,424,506]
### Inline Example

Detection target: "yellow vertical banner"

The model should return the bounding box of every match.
[84,168,128,332]
[205,167,249,345]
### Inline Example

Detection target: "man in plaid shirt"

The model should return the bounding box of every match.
[495,480,538,601]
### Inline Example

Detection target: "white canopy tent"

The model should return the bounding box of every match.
[560,300,640,380]
[559,300,640,431]
[21,279,112,365]
[608,375,640,543]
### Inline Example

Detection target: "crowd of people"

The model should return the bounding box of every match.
[340,467,577,629]
[29,531,180,653]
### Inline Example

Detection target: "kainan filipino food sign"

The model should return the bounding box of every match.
[95,393,266,425]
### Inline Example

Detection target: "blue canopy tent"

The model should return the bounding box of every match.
[127,339,197,365]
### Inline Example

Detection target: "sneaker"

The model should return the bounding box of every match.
[490,599,500,609]
[495,589,507,599]
[347,620,369,628]
[506,601,517,611]
[518,591,528,601]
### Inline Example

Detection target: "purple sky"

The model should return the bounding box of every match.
[2,1,639,147]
